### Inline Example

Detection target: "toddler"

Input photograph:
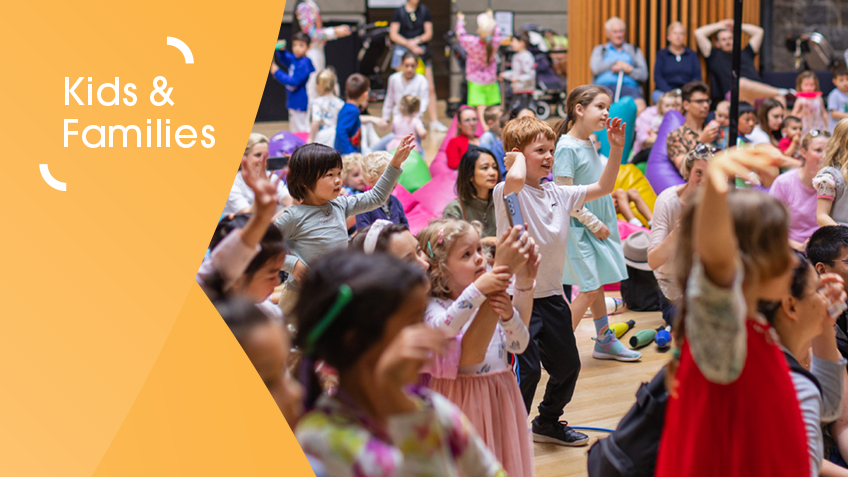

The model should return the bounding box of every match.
[308,69,344,147]
[354,151,409,230]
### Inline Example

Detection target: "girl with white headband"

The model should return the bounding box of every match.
[348,219,429,272]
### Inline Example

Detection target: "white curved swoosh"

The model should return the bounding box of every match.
[40,164,66,191]
[166,37,194,64]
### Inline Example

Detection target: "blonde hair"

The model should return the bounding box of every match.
[341,153,363,182]
[399,95,421,117]
[418,219,481,299]
[667,21,685,35]
[824,119,848,184]
[244,132,269,156]
[679,149,707,180]
[316,69,338,96]
[360,151,393,185]
[502,117,557,152]
[476,12,497,65]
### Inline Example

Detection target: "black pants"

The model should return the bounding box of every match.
[659,291,678,328]
[517,294,581,423]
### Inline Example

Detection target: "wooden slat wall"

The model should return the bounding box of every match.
[567,0,760,103]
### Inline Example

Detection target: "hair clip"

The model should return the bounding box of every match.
[427,241,434,258]
[304,284,353,356]
[437,227,445,244]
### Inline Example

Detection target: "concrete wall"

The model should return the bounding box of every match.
[769,0,848,71]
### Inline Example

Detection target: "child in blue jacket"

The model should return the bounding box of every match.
[271,32,315,133]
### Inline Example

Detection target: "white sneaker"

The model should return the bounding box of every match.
[629,218,643,226]
[430,120,448,132]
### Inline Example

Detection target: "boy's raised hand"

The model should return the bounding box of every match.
[606,118,627,148]
[504,151,524,170]
[389,134,416,168]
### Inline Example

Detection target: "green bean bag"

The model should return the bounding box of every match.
[395,149,431,193]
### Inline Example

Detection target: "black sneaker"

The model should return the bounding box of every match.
[531,417,589,447]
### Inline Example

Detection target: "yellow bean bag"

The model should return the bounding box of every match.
[614,164,656,227]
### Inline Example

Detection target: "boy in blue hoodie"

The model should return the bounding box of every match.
[270,32,315,133]
[335,74,370,155]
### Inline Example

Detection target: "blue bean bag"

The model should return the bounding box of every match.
[645,111,686,194]
[595,97,637,163]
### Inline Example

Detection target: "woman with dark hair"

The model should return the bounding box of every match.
[293,0,351,101]
[389,0,446,132]
[748,98,785,146]
[442,146,500,238]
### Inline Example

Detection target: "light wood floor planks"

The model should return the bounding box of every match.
[253,104,669,477]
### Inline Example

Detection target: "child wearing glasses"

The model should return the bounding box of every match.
[447,107,482,169]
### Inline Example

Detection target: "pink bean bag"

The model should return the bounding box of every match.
[645,111,686,194]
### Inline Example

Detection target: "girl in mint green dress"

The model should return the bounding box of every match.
[554,85,640,362]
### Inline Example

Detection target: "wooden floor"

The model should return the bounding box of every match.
[254,103,668,477]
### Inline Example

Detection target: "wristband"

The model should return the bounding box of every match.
[514,280,536,293]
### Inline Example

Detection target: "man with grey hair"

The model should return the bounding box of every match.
[590,17,648,114]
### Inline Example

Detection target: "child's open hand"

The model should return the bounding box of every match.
[708,145,783,193]
[241,155,278,220]
[504,151,524,171]
[606,118,626,149]
[494,225,532,273]
[475,265,512,295]
[390,134,416,168]
[516,240,542,282]
[270,60,279,75]
[487,291,515,320]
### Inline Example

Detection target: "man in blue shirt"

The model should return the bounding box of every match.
[590,17,648,115]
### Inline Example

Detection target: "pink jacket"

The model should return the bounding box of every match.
[456,18,502,86]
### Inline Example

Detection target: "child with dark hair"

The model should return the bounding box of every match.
[479,105,506,175]
[275,138,415,314]
[735,101,757,145]
[828,66,848,133]
[335,74,371,155]
[779,116,803,156]
[197,154,286,320]
[442,146,500,238]
[807,226,848,284]
[293,252,505,476]
[271,31,315,133]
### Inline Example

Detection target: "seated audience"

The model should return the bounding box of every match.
[695,19,789,103]
[447,107,481,170]
[667,81,718,169]
[223,133,292,216]
[748,98,786,146]
[653,22,701,104]
[590,17,648,114]
[442,146,500,238]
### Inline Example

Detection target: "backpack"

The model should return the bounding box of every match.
[619,266,661,312]
[587,367,668,477]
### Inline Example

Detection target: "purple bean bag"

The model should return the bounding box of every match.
[645,111,686,194]
[268,130,305,157]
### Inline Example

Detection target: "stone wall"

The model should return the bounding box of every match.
[769,0,848,71]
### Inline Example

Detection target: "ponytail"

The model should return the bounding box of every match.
[556,85,612,142]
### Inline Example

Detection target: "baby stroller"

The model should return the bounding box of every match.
[501,24,568,120]
[354,21,392,102]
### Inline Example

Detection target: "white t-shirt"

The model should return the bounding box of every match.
[648,186,682,299]
[222,171,290,216]
[493,181,587,298]
[828,88,848,133]
[382,72,430,123]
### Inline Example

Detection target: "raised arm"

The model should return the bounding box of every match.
[694,20,729,57]
[585,118,625,202]
[502,151,527,196]
[344,135,415,216]
[741,23,764,53]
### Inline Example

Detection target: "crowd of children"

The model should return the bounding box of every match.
[211,17,848,477]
